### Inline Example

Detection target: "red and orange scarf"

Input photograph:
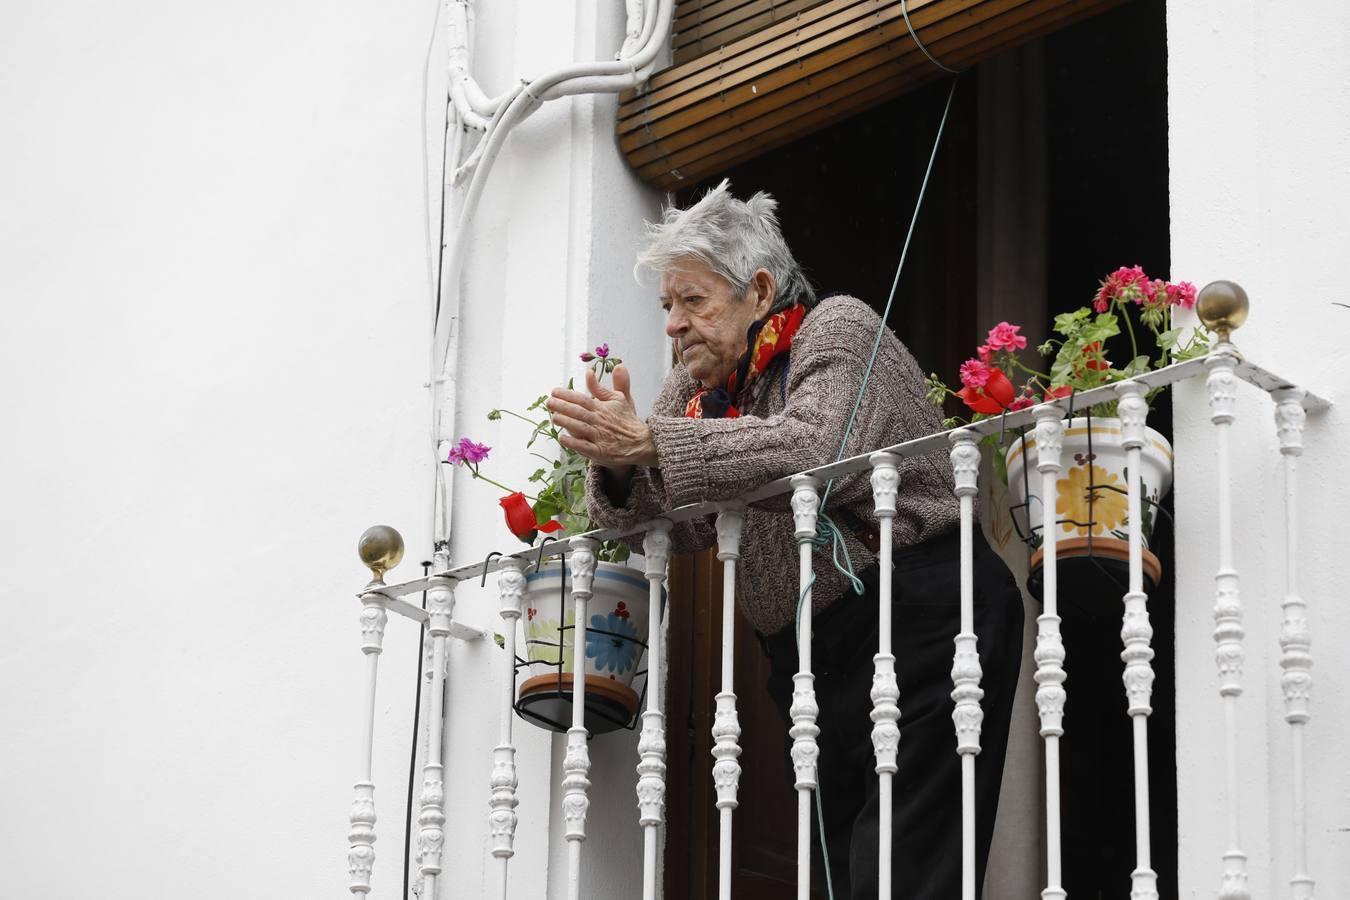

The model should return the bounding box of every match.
[684,303,805,419]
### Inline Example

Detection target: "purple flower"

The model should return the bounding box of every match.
[447,437,490,466]
[579,351,595,362]
[594,343,609,359]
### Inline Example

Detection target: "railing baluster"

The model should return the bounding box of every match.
[1206,349,1250,900]
[490,558,527,898]
[638,522,673,900]
[713,505,746,900]
[1274,388,1314,900]
[1032,408,1068,900]
[563,539,599,900]
[949,431,985,900]
[417,573,456,898]
[789,474,822,900]
[868,452,901,896]
[348,586,389,896]
[1115,382,1159,900]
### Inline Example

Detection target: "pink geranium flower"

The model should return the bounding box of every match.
[1112,265,1148,288]
[959,359,991,389]
[1093,286,1111,313]
[985,321,1028,352]
[447,437,491,466]
[594,343,609,359]
[976,344,993,364]
[1168,280,1197,308]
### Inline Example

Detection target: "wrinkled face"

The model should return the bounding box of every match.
[660,258,773,388]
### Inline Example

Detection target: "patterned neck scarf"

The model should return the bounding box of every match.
[684,303,806,419]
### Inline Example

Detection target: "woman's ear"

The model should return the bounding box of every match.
[749,268,777,317]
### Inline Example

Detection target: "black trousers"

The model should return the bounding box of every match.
[762,529,1025,899]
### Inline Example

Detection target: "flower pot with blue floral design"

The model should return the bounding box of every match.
[515,560,651,734]
[1005,417,1172,608]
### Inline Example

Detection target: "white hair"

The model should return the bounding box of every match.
[635,179,816,312]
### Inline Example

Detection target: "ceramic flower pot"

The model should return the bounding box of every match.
[515,561,650,733]
[1005,417,1173,604]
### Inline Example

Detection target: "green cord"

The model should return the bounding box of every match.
[794,75,959,899]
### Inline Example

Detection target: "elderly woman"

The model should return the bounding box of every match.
[546,182,1023,897]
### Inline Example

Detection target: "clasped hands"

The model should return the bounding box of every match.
[546,364,659,475]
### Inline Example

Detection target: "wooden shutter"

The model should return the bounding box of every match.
[620,0,1121,189]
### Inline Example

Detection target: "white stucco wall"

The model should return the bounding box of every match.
[1169,1,1350,896]
[0,1,443,896]
[0,1,663,898]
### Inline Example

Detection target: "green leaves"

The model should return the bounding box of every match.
[1047,313,1120,389]
[1119,355,1151,379]
[1052,307,1093,335]
[473,348,633,562]
[1156,327,1182,352]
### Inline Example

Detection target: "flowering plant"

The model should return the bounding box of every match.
[926,266,1212,476]
[443,343,630,563]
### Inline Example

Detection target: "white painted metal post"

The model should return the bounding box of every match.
[1114,381,1159,900]
[417,573,456,899]
[789,474,822,900]
[1032,408,1067,900]
[868,451,901,897]
[1274,388,1315,900]
[713,504,746,900]
[638,522,673,900]
[564,539,599,900]
[348,588,389,896]
[949,431,985,900]
[1206,349,1250,900]
[489,558,527,899]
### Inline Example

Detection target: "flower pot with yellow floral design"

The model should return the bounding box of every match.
[1005,417,1172,605]
[514,560,650,734]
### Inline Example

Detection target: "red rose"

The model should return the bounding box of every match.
[1044,385,1074,401]
[500,492,539,542]
[955,367,1015,414]
[500,491,564,542]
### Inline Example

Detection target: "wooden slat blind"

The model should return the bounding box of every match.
[621,0,1120,189]
[673,0,828,64]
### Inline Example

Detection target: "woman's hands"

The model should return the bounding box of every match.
[546,364,658,473]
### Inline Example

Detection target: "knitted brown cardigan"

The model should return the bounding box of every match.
[585,296,959,636]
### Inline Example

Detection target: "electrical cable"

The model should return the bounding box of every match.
[901,0,961,75]
[422,0,448,315]
[793,75,959,898]
[403,561,433,899]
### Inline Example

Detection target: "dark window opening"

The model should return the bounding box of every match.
[666,2,1178,897]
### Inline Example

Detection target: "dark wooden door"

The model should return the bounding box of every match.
[664,546,813,899]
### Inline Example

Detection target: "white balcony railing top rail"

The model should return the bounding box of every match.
[370,350,1325,604]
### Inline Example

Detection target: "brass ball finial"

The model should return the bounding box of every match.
[358,525,405,585]
[1196,280,1250,343]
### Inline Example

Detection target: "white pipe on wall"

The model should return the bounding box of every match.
[430,0,675,549]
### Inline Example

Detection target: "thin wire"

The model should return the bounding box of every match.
[423,0,449,319]
[901,0,961,74]
[403,560,433,900]
[794,75,960,900]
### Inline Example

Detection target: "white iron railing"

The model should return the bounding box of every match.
[346,336,1327,899]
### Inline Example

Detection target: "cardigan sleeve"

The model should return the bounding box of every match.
[584,365,716,554]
